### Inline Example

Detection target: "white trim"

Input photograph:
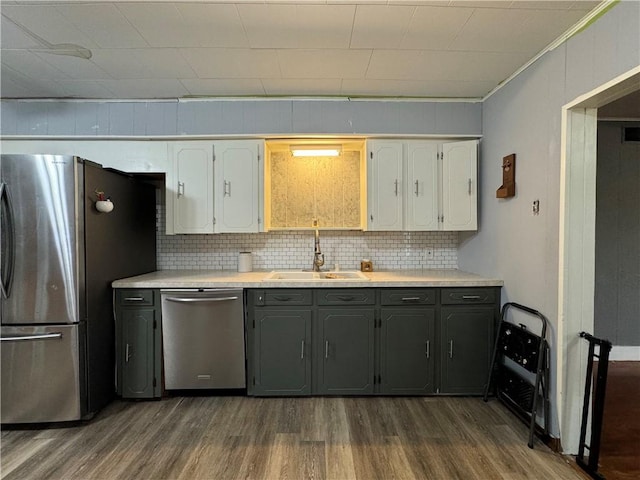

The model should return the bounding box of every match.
[609,346,640,361]
[0,133,483,141]
[1,96,483,104]
[557,66,640,455]
[483,0,619,102]
[565,66,640,109]
[558,107,598,455]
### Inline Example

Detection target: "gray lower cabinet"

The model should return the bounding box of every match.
[315,308,375,395]
[246,286,499,397]
[380,307,435,394]
[114,289,162,399]
[379,288,437,394]
[439,287,499,394]
[251,308,312,395]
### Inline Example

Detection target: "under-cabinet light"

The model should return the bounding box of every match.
[291,145,341,157]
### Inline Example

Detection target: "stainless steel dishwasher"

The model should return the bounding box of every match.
[161,289,245,390]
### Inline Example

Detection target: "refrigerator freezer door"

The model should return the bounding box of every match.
[1,324,82,423]
[1,155,80,325]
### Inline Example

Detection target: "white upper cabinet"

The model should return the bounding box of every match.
[406,141,439,231]
[214,140,263,233]
[441,140,478,231]
[366,139,478,232]
[171,142,215,234]
[367,141,403,231]
[169,140,264,235]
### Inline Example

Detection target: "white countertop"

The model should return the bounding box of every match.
[112,269,503,289]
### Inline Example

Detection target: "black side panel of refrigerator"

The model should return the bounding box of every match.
[83,163,157,416]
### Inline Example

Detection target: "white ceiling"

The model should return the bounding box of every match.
[0,0,602,100]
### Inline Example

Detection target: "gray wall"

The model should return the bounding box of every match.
[595,121,640,346]
[0,99,481,137]
[457,0,639,437]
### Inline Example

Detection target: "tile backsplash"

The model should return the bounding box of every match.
[156,206,458,271]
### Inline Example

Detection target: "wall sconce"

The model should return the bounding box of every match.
[291,145,341,157]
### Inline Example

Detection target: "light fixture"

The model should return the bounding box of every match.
[291,145,341,157]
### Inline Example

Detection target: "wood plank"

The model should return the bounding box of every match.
[0,396,590,480]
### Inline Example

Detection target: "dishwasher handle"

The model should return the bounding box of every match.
[164,296,239,303]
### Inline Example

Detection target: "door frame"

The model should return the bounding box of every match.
[557,66,640,453]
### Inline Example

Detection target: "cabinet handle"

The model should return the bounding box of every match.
[462,295,481,300]
[325,340,329,359]
[415,180,419,197]
[124,297,144,302]
[401,297,421,302]
[177,181,185,198]
[336,295,355,302]
[273,296,292,302]
[394,179,399,196]
[125,343,131,363]
[425,340,430,359]
[468,178,472,195]
[301,340,305,360]
[448,340,454,359]
[224,180,231,197]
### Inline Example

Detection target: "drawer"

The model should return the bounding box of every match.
[381,289,435,306]
[316,289,375,306]
[441,288,497,305]
[253,289,313,306]
[117,289,154,306]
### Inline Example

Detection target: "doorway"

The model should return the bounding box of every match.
[558,67,640,454]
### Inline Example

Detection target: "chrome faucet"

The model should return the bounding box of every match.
[312,220,325,272]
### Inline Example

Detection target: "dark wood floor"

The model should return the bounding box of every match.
[598,361,640,480]
[1,396,586,480]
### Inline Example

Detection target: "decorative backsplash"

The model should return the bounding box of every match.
[156,205,458,271]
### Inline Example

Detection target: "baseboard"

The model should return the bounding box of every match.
[609,346,640,361]
[543,435,562,453]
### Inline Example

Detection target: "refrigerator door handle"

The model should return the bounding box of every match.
[0,182,15,299]
[1,332,63,342]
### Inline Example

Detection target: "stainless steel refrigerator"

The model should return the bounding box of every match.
[1,154,157,424]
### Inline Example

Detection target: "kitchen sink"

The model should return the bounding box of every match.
[262,271,370,281]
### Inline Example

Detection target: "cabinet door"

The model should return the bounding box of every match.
[441,140,478,231]
[406,142,439,231]
[316,308,375,395]
[173,142,214,233]
[121,308,156,399]
[252,309,312,396]
[367,141,403,231]
[440,306,494,394]
[214,140,262,233]
[380,308,435,394]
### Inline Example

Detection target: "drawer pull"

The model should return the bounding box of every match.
[336,295,355,301]
[273,296,292,302]
[401,297,421,302]
[462,295,481,300]
[124,297,145,302]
